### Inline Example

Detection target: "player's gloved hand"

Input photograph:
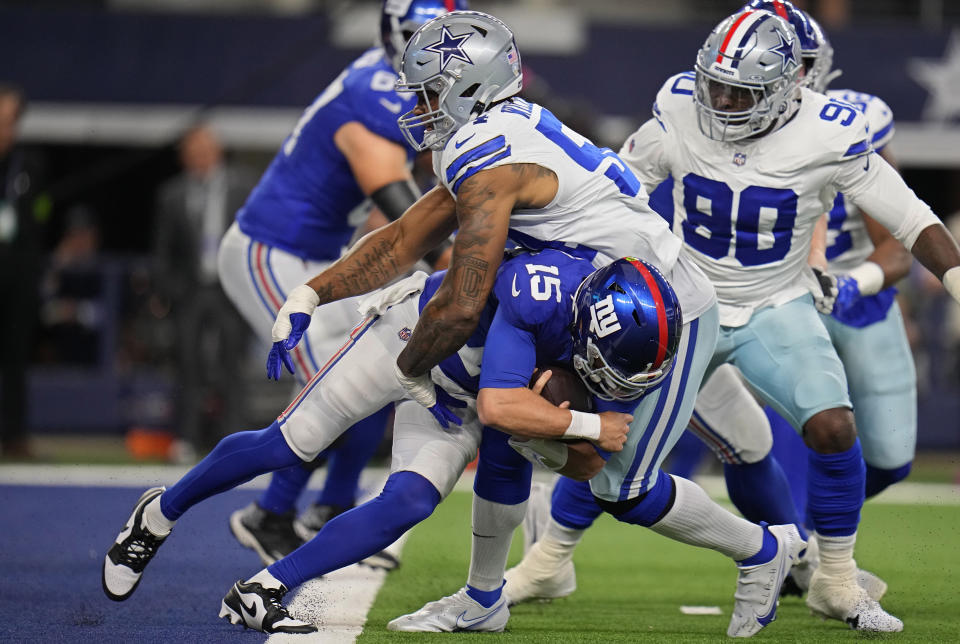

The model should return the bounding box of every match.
[832,275,862,316]
[394,362,467,428]
[267,284,319,380]
[810,266,838,315]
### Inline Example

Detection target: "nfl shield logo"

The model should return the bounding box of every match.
[398,327,412,342]
[733,152,747,166]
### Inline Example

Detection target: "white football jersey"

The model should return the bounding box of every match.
[620,73,933,327]
[823,89,896,273]
[433,97,715,321]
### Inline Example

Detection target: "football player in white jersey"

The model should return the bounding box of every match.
[678,0,918,598]
[507,8,960,634]
[266,10,808,637]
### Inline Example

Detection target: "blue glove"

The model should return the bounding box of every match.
[429,385,468,428]
[266,312,312,380]
[832,275,861,316]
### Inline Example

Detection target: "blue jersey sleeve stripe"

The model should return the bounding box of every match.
[843,139,871,158]
[870,121,894,145]
[445,135,507,183]
[452,147,512,194]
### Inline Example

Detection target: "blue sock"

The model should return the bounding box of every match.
[738,523,778,566]
[269,470,440,590]
[160,421,302,520]
[551,477,603,529]
[865,462,912,498]
[466,582,505,608]
[724,453,807,540]
[806,439,865,537]
[767,407,808,521]
[258,464,312,515]
[666,430,709,479]
[474,426,533,505]
[316,406,391,509]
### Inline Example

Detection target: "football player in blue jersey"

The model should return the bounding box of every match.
[505,6,960,634]
[102,248,801,637]
[261,11,809,637]
[218,0,466,570]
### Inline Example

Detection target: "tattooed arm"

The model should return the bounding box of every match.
[396,163,559,377]
[304,185,458,303]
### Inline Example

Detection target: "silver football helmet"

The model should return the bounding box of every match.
[396,10,523,151]
[694,10,802,142]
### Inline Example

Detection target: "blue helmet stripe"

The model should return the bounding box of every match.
[731,15,769,69]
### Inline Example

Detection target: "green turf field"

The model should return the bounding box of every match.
[361,491,960,642]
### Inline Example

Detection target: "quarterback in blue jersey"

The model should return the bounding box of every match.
[218,0,465,569]
[99,248,635,633]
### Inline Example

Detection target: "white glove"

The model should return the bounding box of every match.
[809,267,838,315]
[271,284,320,344]
[394,362,466,428]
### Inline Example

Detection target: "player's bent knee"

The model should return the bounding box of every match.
[381,470,443,526]
[803,407,857,453]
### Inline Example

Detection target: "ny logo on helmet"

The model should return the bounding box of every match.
[423,25,474,70]
[589,295,622,338]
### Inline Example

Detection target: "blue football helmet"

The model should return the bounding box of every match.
[571,258,683,402]
[380,0,469,73]
[744,0,837,92]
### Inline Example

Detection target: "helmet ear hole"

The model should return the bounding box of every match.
[460,83,480,98]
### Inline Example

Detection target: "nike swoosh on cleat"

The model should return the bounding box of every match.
[454,605,500,630]
[454,134,476,149]
[755,542,790,626]
[239,592,259,618]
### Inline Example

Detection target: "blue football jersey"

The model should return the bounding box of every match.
[415,249,590,393]
[236,48,416,261]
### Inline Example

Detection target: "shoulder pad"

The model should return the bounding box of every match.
[827,88,895,151]
[439,115,515,195]
[652,72,697,133]
[795,89,873,161]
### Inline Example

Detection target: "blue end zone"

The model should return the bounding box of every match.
[0,485,270,642]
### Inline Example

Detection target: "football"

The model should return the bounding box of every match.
[529,365,594,412]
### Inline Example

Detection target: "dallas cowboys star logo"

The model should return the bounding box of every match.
[423,25,474,70]
[770,29,798,74]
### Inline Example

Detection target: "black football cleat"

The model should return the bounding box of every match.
[229,502,304,566]
[102,486,169,601]
[219,579,317,633]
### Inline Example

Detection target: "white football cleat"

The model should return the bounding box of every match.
[788,534,887,601]
[806,568,903,632]
[386,587,508,632]
[503,539,576,605]
[727,523,805,638]
[102,487,168,601]
[522,480,555,554]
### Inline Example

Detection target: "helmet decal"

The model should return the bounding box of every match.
[422,25,474,70]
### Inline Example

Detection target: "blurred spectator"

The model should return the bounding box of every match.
[153,124,257,452]
[0,84,48,459]
[38,205,103,365]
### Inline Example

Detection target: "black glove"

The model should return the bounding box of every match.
[810,267,838,315]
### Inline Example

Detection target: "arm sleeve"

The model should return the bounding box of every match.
[619,117,671,195]
[836,154,941,250]
[479,308,538,389]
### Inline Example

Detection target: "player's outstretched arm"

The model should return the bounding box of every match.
[304,184,457,304]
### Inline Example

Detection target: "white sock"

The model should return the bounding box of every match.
[648,475,762,561]
[543,517,586,552]
[467,496,527,591]
[247,568,285,590]
[142,496,175,537]
[816,532,857,578]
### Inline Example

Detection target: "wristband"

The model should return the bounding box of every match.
[846,261,885,296]
[563,410,601,441]
[944,266,960,304]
